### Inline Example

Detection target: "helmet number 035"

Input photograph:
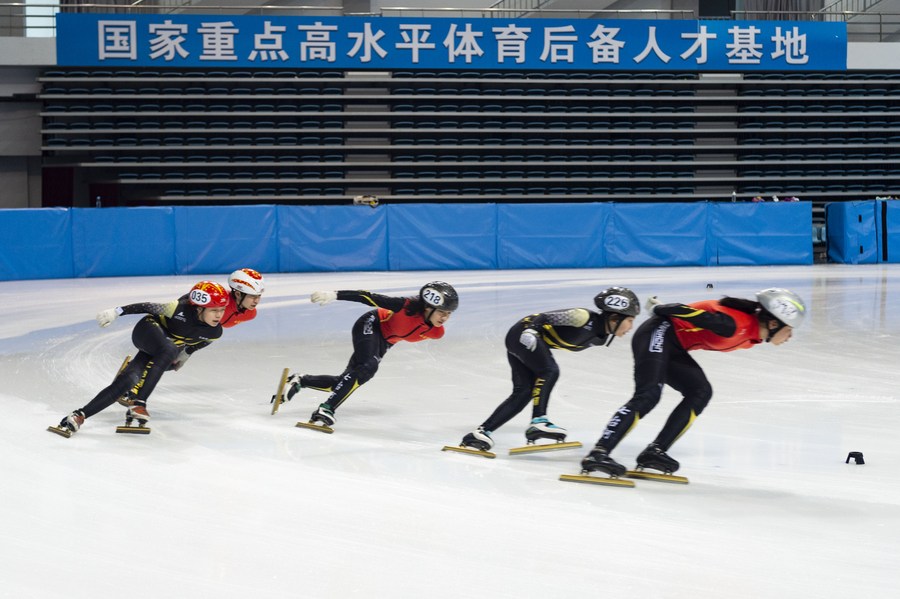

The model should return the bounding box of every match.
[190,289,210,306]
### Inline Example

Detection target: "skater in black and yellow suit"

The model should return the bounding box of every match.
[283,282,458,428]
[52,281,228,436]
[457,287,640,452]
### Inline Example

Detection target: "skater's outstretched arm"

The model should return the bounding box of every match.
[96,301,179,327]
[311,290,408,312]
[651,303,737,337]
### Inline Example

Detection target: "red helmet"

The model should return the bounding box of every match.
[189,281,229,308]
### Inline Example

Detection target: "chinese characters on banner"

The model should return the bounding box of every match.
[56,14,847,71]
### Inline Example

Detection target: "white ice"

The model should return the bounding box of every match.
[1,265,899,599]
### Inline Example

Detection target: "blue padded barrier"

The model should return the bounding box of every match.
[278,205,388,272]
[606,203,709,267]
[72,207,175,277]
[711,202,813,265]
[0,203,815,280]
[497,203,610,268]
[884,201,900,263]
[174,205,278,275]
[0,208,74,280]
[388,204,498,271]
[825,200,879,264]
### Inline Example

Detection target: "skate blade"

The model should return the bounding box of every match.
[509,441,583,455]
[625,470,689,484]
[559,474,635,487]
[271,368,290,415]
[295,421,334,434]
[441,445,496,459]
[47,426,72,439]
[116,426,151,435]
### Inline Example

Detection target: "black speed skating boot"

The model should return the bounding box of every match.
[461,427,494,451]
[581,446,626,477]
[636,443,680,474]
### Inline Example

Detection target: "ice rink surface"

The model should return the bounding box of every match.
[2,264,899,598]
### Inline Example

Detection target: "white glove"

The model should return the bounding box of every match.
[310,291,337,306]
[170,349,190,372]
[519,329,539,352]
[645,296,661,313]
[96,307,120,328]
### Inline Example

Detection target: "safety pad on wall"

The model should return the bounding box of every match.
[72,207,175,277]
[175,205,278,275]
[711,202,813,266]
[497,203,611,269]
[826,200,879,264]
[278,205,388,272]
[0,208,74,280]
[606,203,709,267]
[388,204,497,271]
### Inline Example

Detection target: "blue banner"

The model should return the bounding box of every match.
[56,14,847,71]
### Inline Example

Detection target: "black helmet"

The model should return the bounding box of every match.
[594,287,640,317]
[419,281,459,312]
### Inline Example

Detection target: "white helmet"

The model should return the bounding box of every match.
[756,288,806,327]
[228,268,265,296]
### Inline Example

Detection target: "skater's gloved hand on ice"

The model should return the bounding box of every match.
[310,291,337,306]
[169,348,190,372]
[96,307,121,328]
[519,329,540,352]
[644,296,661,313]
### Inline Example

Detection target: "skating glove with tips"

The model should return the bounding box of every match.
[519,329,539,352]
[170,349,190,372]
[310,291,337,306]
[644,296,661,314]
[96,307,122,328]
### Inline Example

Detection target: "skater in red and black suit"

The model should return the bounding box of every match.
[283,282,459,428]
[52,281,229,436]
[457,287,640,452]
[220,268,265,329]
[580,288,806,477]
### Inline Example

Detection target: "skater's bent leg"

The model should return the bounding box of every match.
[300,374,340,392]
[481,352,537,432]
[651,358,712,451]
[595,319,671,452]
[129,318,181,403]
[80,356,148,418]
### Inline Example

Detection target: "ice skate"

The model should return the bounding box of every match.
[558,446,634,487]
[441,427,497,458]
[524,417,568,443]
[116,404,151,435]
[510,418,582,455]
[634,443,680,474]
[295,403,335,434]
[461,427,494,452]
[580,446,627,477]
[47,410,85,438]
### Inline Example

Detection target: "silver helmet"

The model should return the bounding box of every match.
[756,288,806,327]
